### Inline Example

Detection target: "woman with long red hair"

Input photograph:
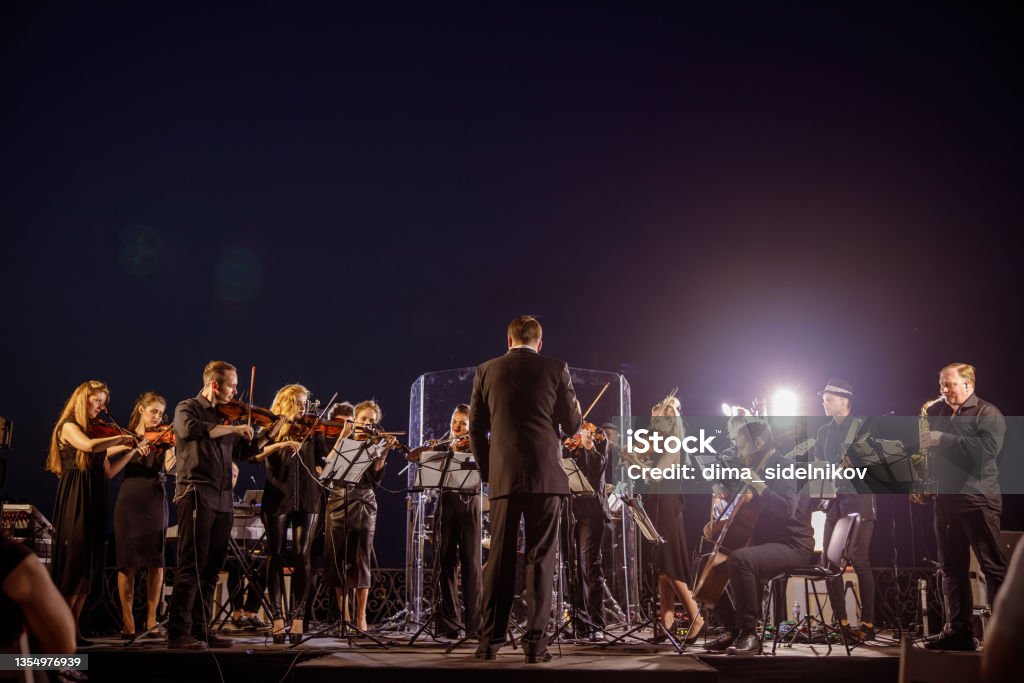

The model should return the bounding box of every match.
[47,380,146,645]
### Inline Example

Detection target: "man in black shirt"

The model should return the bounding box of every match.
[565,426,610,640]
[814,378,877,642]
[167,360,262,649]
[703,421,815,655]
[921,362,1007,651]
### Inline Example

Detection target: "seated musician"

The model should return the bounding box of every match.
[703,420,814,655]
[226,462,267,631]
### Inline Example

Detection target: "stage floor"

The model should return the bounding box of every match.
[79,628,903,682]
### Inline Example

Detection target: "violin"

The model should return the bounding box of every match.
[216,400,279,429]
[143,424,176,448]
[452,435,471,452]
[289,414,351,440]
[89,414,137,443]
[354,422,410,457]
[564,421,606,451]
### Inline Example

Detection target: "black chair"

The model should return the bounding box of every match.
[762,512,861,655]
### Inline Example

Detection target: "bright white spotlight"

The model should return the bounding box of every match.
[811,510,826,553]
[722,402,734,416]
[770,388,799,416]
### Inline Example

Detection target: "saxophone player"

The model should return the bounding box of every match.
[920,363,1007,651]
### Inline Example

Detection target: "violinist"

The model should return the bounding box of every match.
[323,400,397,632]
[701,420,814,655]
[46,380,148,646]
[114,391,176,640]
[409,404,481,639]
[564,421,610,641]
[252,384,324,644]
[622,394,703,644]
[167,361,264,650]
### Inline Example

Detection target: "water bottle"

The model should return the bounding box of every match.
[792,600,802,622]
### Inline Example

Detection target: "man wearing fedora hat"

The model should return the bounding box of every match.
[814,377,877,643]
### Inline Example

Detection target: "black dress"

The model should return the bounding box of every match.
[114,445,169,568]
[649,493,691,584]
[51,420,107,595]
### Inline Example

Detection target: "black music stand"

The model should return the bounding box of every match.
[292,437,388,648]
[408,449,480,645]
[599,491,683,653]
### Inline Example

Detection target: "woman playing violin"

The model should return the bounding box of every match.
[323,399,398,632]
[46,381,149,646]
[113,391,176,640]
[251,384,322,644]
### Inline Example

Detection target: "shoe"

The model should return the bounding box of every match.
[925,630,976,651]
[231,614,247,628]
[726,630,762,655]
[167,635,205,650]
[703,631,736,651]
[201,633,233,648]
[525,651,552,663]
[684,615,705,644]
[247,615,268,630]
[75,637,95,648]
[857,623,877,642]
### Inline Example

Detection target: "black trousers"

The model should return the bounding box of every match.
[573,512,606,632]
[168,492,232,639]
[437,491,482,635]
[479,494,562,656]
[713,542,811,633]
[265,511,319,619]
[934,495,1007,633]
[824,512,876,623]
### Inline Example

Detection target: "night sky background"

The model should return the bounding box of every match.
[2,3,1021,571]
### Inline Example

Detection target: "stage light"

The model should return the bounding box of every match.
[769,388,799,416]
[722,402,734,416]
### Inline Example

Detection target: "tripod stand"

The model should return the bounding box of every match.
[407,449,481,644]
[292,436,388,648]
[601,493,683,653]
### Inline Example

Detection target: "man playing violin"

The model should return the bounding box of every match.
[703,420,814,656]
[167,361,265,650]
[409,404,482,639]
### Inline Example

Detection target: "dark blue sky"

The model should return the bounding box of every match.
[3,3,1022,565]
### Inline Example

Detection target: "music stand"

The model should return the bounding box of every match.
[601,493,683,653]
[844,437,919,495]
[293,437,389,648]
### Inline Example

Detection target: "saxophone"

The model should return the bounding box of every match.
[910,396,945,504]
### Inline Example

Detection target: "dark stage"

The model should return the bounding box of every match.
[77,628,917,683]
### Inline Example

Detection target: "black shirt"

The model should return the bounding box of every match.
[814,415,876,520]
[935,393,1005,496]
[262,433,329,516]
[567,438,610,521]
[173,393,262,512]
[751,448,814,550]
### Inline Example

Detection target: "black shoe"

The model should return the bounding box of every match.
[857,624,877,642]
[525,651,552,663]
[925,631,976,651]
[247,615,269,630]
[201,633,233,648]
[167,635,205,650]
[726,631,762,656]
[703,631,736,651]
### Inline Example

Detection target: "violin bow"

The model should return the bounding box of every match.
[247,366,256,428]
[581,382,610,421]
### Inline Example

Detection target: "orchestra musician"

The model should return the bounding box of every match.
[323,400,398,632]
[814,378,877,643]
[253,384,323,644]
[469,315,583,663]
[408,404,482,639]
[226,461,267,631]
[166,361,265,650]
[622,394,705,643]
[703,420,814,655]
[46,380,144,646]
[921,363,1007,651]
[114,391,176,640]
[564,421,612,641]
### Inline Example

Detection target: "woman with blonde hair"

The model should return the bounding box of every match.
[255,384,323,643]
[623,391,704,643]
[47,380,146,645]
[113,391,176,639]
[323,399,398,633]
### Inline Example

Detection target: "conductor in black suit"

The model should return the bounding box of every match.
[470,315,583,663]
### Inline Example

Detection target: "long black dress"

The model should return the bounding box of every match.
[51,419,107,595]
[324,443,385,590]
[114,445,169,568]
[645,415,691,585]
